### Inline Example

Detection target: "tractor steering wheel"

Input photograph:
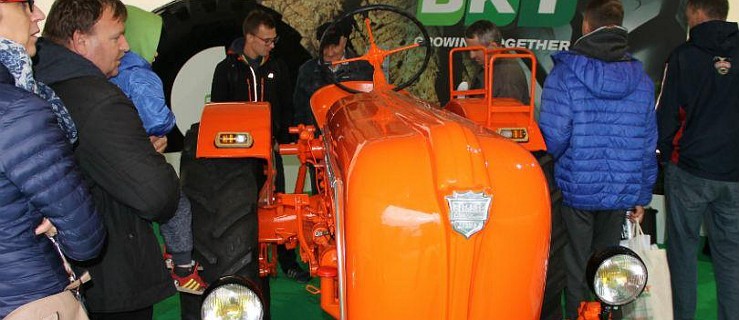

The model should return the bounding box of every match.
[318,5,431,94]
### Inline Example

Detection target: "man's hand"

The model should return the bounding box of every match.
[629,205,645,223]
[150,135,168,153]
[35,218,58,237]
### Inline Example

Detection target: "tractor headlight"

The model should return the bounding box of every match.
[201,276,264,320]
[586,246,648,306]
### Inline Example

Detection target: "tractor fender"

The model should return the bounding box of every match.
[196,102,272,161]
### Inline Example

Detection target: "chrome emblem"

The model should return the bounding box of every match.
[445,191,492,238]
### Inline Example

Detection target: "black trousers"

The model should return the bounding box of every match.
[562,205,626,319]
[278,244,299,272]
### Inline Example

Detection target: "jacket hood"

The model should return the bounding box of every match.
[125,5,162,63]
[227,37,269,67]
[689,20,739,56]
[34,38,105,85]
[572,26,630,62]
[228,37,245,55]
[553,28,643,100]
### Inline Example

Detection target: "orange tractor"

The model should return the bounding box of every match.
[179,5,647,320]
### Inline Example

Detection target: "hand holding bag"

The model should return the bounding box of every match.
[3,236,90,320]
[620,221,673,320]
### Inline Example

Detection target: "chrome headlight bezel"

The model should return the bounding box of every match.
[201,275,265,320]
[586,246,648,306]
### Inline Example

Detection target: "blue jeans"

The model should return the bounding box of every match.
[665,164,739,320]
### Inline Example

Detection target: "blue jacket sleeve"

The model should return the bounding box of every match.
[539,67,573,160]
[639,86,658,206]
[126,68,175,137]
[0,95,105,261]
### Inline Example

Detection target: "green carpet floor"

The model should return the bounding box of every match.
[152,241,719,320]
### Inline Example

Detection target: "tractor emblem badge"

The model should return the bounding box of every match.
[445,191,492,238]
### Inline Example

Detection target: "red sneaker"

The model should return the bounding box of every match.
[172,262,207,295]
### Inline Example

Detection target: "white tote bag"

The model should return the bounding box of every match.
[620,222,673,320]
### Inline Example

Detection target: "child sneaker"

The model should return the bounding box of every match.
[163,251,203,270]
[172,262,207,295]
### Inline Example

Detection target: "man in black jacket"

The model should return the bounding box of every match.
[211,9,292,193]
[210,10,309,283]
[657,0,739,319]
[211,10,293,146]
[34,0,179,319]
[292,21,372,203]
[293,22,373,133]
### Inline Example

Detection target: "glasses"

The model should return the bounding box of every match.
[0,0,34,11]
[251,34,279,46]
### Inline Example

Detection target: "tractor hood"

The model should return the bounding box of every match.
[322,89,551,319]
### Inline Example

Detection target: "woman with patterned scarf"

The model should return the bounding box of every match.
[0,0,105,317]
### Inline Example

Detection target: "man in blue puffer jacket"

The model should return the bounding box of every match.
[539,0,657,317]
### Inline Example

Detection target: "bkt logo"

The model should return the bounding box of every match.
[417,0,577,27]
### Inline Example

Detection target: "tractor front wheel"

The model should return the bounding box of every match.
[179,123,269,319]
